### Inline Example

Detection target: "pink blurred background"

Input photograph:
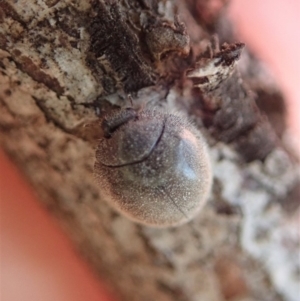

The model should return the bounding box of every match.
[1,1,299,300]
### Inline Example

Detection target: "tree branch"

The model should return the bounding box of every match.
[0,1,299,300]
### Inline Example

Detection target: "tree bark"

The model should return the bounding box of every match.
[0,1,299,301]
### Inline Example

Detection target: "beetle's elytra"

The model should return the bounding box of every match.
[94,109,212,227]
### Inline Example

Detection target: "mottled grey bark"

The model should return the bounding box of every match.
[0,1,299,301]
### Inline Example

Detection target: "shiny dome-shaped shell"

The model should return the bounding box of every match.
[94,110,212,227]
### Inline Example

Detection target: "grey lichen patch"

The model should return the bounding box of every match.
[239,188,299,301]
[0,51,97,132]
[143,207,239,266]
[53,46,102,100]
[141,207,242,299]
[247,148,300,197]
[7,0,91,26]
[210,141,300,301]
[213,156,243,204]
[1,2,103,101]
[0,1,107,131]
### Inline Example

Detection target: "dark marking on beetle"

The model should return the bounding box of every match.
[102,108,138,138]
[101,118,165,167]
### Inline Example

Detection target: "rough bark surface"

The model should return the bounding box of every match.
[0,1,299,301]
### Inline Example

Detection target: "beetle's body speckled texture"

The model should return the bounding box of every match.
[94,110,212,227]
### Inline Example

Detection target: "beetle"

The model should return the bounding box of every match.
[94,108,212,227]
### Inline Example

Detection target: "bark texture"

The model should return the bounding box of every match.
[0,1,299,301]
